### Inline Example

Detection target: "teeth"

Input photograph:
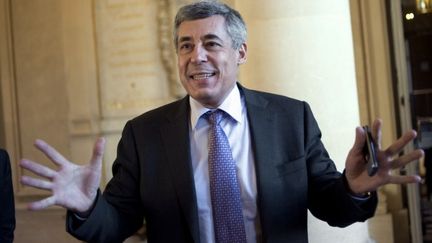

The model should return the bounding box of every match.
[192,73,213,80]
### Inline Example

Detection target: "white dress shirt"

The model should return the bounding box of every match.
[189,85,261,243]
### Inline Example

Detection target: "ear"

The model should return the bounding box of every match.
[237,43,247,65]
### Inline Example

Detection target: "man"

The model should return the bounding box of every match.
[1,149,15,243]
[20,1,424,243]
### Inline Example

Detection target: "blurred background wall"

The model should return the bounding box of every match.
[1,0,430,242]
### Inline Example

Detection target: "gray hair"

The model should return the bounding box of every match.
[173,1,247,50]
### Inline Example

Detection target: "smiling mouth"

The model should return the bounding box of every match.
[189,72,216,80]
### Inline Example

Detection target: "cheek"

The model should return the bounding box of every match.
[177,58,186,71]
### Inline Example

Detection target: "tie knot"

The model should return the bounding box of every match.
[205,109,225,125]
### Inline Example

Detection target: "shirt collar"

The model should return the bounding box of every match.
[190,84,243,129]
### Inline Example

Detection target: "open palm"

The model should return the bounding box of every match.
[20,138,105,213]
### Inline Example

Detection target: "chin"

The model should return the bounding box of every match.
[191,91,216,103]
[192,91,212,101]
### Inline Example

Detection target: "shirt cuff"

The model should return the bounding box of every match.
[350,191,372,201]
[73,213,88,221]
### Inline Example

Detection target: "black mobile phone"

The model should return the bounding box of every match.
[363,125,379,176]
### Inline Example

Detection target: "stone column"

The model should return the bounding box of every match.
[234,0,371,242]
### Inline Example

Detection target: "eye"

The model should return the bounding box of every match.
[205,41,221,49]
[179,43,193,53]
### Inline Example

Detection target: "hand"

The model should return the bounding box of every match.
[20,138,105,213]
[345,119,424,195]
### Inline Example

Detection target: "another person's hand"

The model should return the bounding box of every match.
[20,138,105,213]
[344,119,424,195]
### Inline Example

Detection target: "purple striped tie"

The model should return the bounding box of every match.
[206,110,247,243]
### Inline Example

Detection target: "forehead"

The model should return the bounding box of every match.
[177,15,229,41]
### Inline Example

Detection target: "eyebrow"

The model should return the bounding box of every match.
[178,34,224,44]
[202,34,223,42]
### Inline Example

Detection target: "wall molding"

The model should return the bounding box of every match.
[0,0,23,194]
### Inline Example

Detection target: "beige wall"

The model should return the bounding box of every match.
[0,0,176,196]
[2,0,72,198]
[235,0,370,242]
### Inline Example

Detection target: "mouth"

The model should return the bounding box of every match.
[189,72,216,80]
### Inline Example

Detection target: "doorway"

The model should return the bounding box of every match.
[387,0,432,242]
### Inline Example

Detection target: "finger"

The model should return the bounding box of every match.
[385,130,417,156]
[387,174,421,184]
[20,176,53,190]
[349,127,367,155]
[34,139,68,166]
[390,149,425,169]
[28,196,57,211]
[372,119,383,150]
[19,159,56,178]
[89,137,106,170]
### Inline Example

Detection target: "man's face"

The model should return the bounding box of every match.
[176,15,247,108]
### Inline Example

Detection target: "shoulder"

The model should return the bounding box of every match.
[125,96,189,129]
[240,85,311,112]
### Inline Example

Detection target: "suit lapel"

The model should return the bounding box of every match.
[240,85,277,239]
[160,97,201,243]
[241,86,276,178]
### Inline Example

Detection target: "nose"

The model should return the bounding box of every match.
[190,45,207,64]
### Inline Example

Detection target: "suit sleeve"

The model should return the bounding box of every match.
[0,149,15,243]
[66,121,144,242]
[303,102,377,227]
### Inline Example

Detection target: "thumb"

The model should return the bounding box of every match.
[90,137,105,170]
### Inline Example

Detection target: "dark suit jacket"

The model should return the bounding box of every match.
[67,85,377,243]
[0,149,15,243]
